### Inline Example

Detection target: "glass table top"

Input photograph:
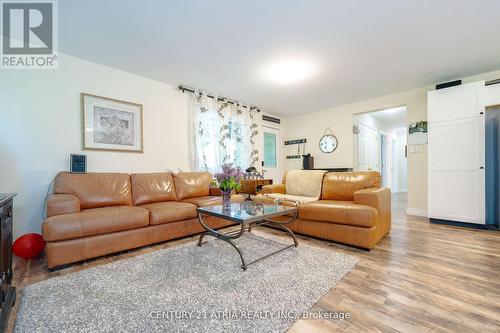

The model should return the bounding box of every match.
[197,202,297,223]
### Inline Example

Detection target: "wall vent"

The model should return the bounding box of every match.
[262,115,281,124]
[436,80,462,90]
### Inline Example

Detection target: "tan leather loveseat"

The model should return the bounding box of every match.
[255,171,391,249]
[43,171,243,269]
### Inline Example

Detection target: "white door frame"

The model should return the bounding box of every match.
[390,137,398,192]
[380,133,388,187]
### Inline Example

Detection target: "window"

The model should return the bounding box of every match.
[189,93,259,173]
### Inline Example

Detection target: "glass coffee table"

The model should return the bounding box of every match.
[197,202,298,270]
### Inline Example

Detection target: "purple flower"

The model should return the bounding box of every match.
[213,163,244,191]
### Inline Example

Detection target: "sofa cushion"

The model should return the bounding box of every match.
[299,200,377,227]
[182,196,220,207]
[43,206,149,242]
[286,170,326,198]
[321,171,381,201]
[183,195,245,207]
[131,173,177,205]
[54,172,133,209]
[173,172,213,200]
[140,202,197,225]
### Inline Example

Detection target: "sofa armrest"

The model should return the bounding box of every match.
[354,187,391,231]
[46,194,80,218]
[354,187,390,210]
[261,184,286,194]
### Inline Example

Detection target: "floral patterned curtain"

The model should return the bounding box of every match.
[188,91,259,173]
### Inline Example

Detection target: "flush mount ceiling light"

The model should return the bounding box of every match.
[261,58,318,85]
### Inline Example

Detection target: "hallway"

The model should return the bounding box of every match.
[392,192,408,214]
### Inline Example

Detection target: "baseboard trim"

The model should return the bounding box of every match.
[406,208,427,217]
[430,218,490,230]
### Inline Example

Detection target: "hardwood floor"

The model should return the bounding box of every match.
[8,193,500,332]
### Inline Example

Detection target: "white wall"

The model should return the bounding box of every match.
[0,53,192,238]
[284,69,500,212]
[394,130,408,192]
[355,113,384,131]
[486,84,500,106]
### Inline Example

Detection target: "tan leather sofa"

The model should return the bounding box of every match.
[255,171,391,249]
[43,171,243,269]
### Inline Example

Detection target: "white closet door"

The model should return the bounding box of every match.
[428,81,484,123]
[357,123,379,171]
[428,116,485,224]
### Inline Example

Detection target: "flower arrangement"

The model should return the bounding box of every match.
[213,164,244,208]
[213,163,244,191]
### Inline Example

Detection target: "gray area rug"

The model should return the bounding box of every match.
[15,231,358,333]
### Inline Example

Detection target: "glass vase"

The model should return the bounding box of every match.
[221,189,232,209]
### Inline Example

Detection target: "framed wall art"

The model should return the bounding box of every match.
[81,93,143,153]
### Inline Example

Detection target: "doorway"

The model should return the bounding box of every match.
[353,106,407,193]
[261,126,282,184]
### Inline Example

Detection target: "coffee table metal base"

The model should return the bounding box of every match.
[197,212,298,271]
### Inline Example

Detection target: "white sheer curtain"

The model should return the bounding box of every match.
[188,91,259,173]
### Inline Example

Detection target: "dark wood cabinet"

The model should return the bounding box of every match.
[239,179,273,199]
[0,194,15,333]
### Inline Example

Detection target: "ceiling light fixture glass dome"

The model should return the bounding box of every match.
[261,58,318,85]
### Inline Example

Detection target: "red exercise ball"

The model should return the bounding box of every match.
[12,233,45,259]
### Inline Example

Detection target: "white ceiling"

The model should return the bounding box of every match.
[369,107,407,131]
[59,0,500,116]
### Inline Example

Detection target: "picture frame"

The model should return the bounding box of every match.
[81,93,143,153]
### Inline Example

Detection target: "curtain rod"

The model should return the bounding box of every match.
[178,85,261,112]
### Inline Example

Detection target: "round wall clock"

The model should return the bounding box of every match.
[319,128,338,153]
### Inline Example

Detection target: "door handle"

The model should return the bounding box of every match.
[480,166,484,170]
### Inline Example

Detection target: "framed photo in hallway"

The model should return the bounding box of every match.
[81,93,143,153]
